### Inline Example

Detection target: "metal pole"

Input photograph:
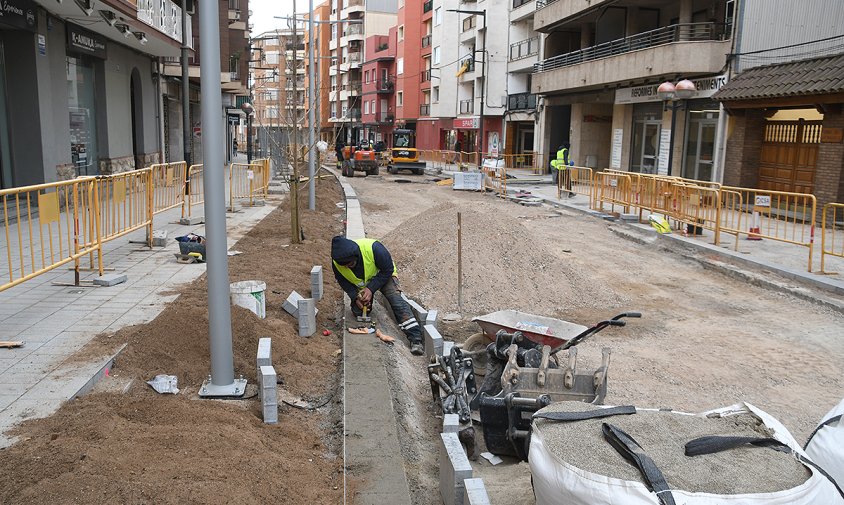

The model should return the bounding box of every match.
[290,6,301,243]
[457,211,463,313]
[667,102,678,176]
[198,0,244,397]
[247,113,253,163]
[181,4,192,166]
[307,0,316,210]
[478,11,486,169]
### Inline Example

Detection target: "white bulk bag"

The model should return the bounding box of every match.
[805,397,844,489]
[529,403,843,505]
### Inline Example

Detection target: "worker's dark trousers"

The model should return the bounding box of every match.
[351,277,422,344]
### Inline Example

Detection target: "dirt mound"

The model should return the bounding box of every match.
[383,200,628,316]
[0,177,348,504]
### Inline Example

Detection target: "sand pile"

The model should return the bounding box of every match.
[383,201,629,316]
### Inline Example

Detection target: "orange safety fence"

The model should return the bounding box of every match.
[1,177,102,291]
[820,203,844,273]
[558,166,593,201]
[95,168,153,246]
[481,163,507,196]
[150,161,187,214]
[181,164,205,220]
[229,161,269,210]
[722,187,816,271]
[594,171,632,214]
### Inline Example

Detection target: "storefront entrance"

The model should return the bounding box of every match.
[67,55,99,176]
[682,111,718,181]
[630,103,662,174]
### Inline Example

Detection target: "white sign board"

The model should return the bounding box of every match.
[755,195,771,207]
[657,130,671,175]
[610,129,623,169]
[615,74,728,104]
[453,171,484,191]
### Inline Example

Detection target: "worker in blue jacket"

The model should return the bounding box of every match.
[331,235,424,355]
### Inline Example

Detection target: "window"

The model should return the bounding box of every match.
[397,91,403,106]
[371,99,375,112]
[330,104,337,118]
[330,75,337,91]
[265,51,279,64]
[433,46,440,64]
[364,101,370,114]
[397,57,404,74]
[433,86,439,103]
[267,107,279,119]
[434,7,441,25]
[266,89,278,101]
[398,26,404,41]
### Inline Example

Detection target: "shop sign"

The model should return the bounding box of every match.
[0,0,37,32]
[615,74,728,104]
[137,0,186,43]
[454,117,479,129]
[67,24,107,59]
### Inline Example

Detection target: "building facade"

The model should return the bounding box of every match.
[361,29,397,145]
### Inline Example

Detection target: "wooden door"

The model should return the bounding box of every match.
[759,119,821,194]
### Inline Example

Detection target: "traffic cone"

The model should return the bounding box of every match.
[747,211,762,241]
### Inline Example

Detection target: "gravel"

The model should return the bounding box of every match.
[533,402,811,495]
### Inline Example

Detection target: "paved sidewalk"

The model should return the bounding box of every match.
[0,191,279,447]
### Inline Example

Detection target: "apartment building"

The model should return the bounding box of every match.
[712,0,844,211]
[532,0,733,179]
[251,28,306,154]
[504,0,542,158]
[361,29,397,144]
[161,0,250,164]
[0,0,196,188]
[304,1,335,144]
[329,0,397,145]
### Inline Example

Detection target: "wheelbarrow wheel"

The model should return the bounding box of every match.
[461,333,488,377]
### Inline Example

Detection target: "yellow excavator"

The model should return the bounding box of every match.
[388,129,426,175]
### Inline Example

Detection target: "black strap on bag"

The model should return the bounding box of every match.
[602,423,676,505]
[804,414,842,450]
[532,405,636,422]
[685,435,844,499]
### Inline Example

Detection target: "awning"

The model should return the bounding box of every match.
[713,53,844,103]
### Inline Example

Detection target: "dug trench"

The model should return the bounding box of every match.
[0,177,350,504]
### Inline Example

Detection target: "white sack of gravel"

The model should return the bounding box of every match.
[805,397,844,490]
[529,402,843,505]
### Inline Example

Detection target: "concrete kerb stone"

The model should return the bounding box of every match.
[463,478,491,505]
[426,309,438,330]
[179,215,203,225]
[151,230,168,247]
[443,413,460,434]
[297,298,316,337]
[256,337,271,383]
[424,324,445,358]
[440,432,473,505]
[283,290,319,319]
[93,273,128,287]
[310,265,323,301]
[259,365,278,424]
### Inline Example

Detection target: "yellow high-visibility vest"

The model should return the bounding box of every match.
[333,238,397,289]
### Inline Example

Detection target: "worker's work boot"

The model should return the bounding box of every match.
[410,342,424,356]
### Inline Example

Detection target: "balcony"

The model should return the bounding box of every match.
[533,23,731,94]
[422,35,432,48]
[510,37,539,61]
[459,99,474,114]
[420,104,431,116]
[343,0,365,15]
[379,112,394,123]
[348,52,362,66]
[377,78,394,93]
[423,0,433,13]
[420,70,431,83]
[507,92,537,111]
[534,0,610,32]
[462,16,476,32]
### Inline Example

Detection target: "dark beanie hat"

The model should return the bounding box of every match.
[331,235,359,263]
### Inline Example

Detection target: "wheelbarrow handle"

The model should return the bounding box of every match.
[612,312,641,320]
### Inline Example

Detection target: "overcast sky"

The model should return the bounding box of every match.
[250,0,312,36]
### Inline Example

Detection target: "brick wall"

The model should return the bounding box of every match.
[723,108,765,188]
[816,108,844,211]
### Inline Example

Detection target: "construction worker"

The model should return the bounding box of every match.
[331,235,425,355]
[550,143,575,197]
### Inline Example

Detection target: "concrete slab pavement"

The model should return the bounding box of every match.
[0,188,280,447]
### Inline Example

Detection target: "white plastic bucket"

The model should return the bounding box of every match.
[230,280,266,319]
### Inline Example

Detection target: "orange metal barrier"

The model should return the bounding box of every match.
[481,164,507,196]
[150,161,187,214]
[1,178,102,291]
[181,164,205,220]
[557,166,593,200]
[229,162,268,210]
[95,168,153,246]
[594,171,632,214]
[819,203,844,273]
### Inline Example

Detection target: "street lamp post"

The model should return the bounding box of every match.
[658,79,697,176]
[448,9,485,167]
[241,102,254,164]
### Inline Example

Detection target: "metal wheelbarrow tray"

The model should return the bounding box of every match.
[472,310,588,348]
